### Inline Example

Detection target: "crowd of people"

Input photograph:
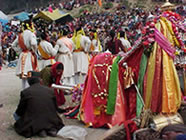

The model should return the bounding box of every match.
[0,0,185,139]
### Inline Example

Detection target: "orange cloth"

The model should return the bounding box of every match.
[18,34,27,52]
[38,44,51,59]
[60,37,73,52]
[98,0,102,7]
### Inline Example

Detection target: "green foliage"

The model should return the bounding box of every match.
[103,2,113,10]
[122,0,129,8]
[79,4,93,15]
[136,0,146,9]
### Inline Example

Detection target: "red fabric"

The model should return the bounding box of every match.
[90,54,114,127]
[150,46,163,113]
[18,34,27,52]
[115,39,124,53]
[119,67,136,120]
[51,62,66,106]
[31,52,38,71]
[119,47,144,120]
[107,39,123,54]
[120,120,138,140]
[81,53,114,128]
[121,47,144,81]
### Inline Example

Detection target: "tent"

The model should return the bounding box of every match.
[14,12,29,21]
[34,9,73,24]
[0,19,8,26]
[0,11,8,20]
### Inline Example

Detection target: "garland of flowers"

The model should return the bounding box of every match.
[162,11,185,50]
[71,84,84,103]
[141,12,185,57]
[160,17,180,48]
[141,21,155,57]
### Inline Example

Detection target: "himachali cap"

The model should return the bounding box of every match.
[27,71,40,78]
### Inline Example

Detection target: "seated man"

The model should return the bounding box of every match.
[14,71,64,138]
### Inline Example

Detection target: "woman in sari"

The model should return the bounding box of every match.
[40,62,66,106]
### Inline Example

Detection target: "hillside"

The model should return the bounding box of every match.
[0,0,61,14]
[0,0,182,15]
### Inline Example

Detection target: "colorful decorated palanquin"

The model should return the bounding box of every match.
[79,6,185,128]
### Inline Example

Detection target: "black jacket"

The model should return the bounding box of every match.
[14,83,64,138]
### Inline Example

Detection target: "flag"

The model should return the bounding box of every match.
[98,0,102,7]
[48,6,53,13]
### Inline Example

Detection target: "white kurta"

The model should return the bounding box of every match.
[120,38,131,51]
[91,39,102,52]
[12,30,37,77]
[73,35,91,74]
[39,40,59,69]
[55,37,75,78]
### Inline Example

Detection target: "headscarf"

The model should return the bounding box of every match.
[51,62,65,106]
[51,62,63,85]
[21,21,35,33]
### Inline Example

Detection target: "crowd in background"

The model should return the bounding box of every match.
[0,0,185,69]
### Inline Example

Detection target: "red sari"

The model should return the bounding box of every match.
[80,53,114,127]
[51,62,66,106]
[119,46,144,120]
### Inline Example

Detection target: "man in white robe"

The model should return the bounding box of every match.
[119,31,131,52]
[12,23,38,89]
[38,32,59,70]
[55,28,75,85]
[90,30,103,55]
[72,28,91,84]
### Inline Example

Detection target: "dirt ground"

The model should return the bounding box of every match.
[0,66,107,140]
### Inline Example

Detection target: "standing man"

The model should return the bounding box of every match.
[38,32,59,70]
[106,30,127,54]
[90,29,103,53]
[72,27,91,84]
[119,31,131,53]
[55,28,75,85]
[12,21,38,89]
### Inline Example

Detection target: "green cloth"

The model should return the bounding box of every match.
[136,53,148,117]
[106,56,121,115]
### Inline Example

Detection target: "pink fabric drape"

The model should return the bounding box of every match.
[154,27,175,59]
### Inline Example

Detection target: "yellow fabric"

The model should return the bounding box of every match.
[93,32,102,51]
[159,19,181,113]
[72,29,85,50]
[50,59,55,65]
[21,22,35,32]
[144,41,157,109]
[125,32,128,40]
[160,17,180,47]
[144,22,162,109]
[38,44,51,59]
[117,33,120,39]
